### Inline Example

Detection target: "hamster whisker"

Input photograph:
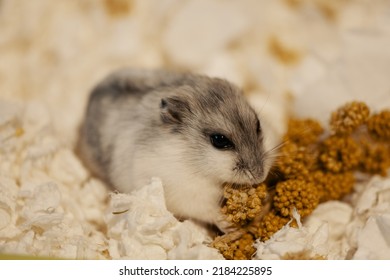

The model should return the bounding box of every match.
[263,153,283,160]
[261,142,284,165]
[265,140,287,155]
[245,169,256,181]
[256,92,271,116]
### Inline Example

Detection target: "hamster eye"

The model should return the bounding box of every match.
[210,134,235,150]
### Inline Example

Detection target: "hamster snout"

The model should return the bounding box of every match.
[78,68,274,232]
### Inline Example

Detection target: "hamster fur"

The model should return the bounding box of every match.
[78,68,274,232]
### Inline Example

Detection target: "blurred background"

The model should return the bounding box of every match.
[1,0,390,143]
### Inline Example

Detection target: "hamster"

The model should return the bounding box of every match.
[78,68,274,233]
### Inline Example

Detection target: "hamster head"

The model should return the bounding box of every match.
[159,76,272,186]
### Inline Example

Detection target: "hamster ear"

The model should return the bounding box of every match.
[160,96,191,124]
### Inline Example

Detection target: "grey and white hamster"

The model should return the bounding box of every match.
[78,68,274,232]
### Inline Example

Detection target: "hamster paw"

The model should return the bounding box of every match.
[215,214,238,234]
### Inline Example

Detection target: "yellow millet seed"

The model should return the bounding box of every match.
[367,110,390,141]
[276,142,318,180]
[308,170,355,202]
[255,210,299,241]
[232,233,256,260]
[273,179,320,218]
[221,183,268,226]
[213,232,256,260]
[212,238,235,260]
[330,101,370,135]
[319,136,362,173]
[285,118,324,146]
[14,127,25,137]
[215,101,389,259]
[282,250,327,260]
[359,140,390,176]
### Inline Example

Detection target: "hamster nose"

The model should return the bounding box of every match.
[236,158,266,183]
[250,159,266,182]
